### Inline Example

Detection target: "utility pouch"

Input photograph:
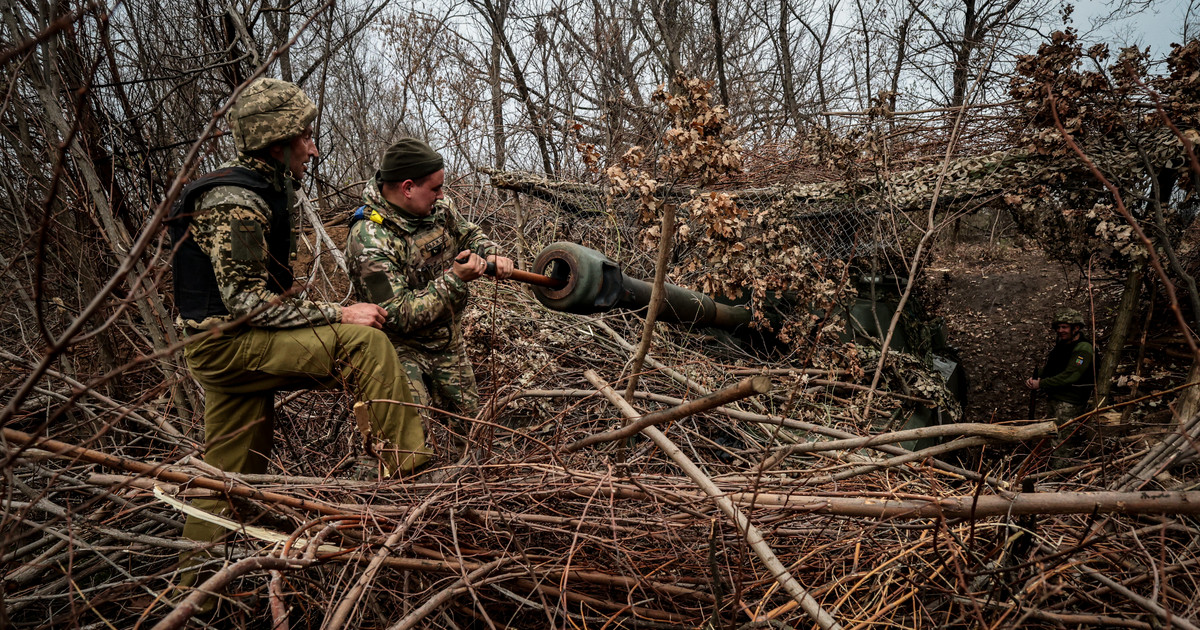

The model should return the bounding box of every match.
[230,219,265,262]
[364,271,395,302]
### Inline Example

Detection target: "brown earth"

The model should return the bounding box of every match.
[927,244,1124,423]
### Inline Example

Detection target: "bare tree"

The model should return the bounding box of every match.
[907,0,1055,107]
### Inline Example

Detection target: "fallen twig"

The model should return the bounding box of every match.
[584,369,844,630]
[152,556,314,630]
[563,376,770,453]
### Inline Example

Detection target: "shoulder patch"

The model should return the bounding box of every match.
[363,271,394,303]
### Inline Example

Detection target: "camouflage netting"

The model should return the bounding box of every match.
[484,40,1200,385]
[478,50,1200,462]
[487,125,1191,263]
[493,37,1200,291]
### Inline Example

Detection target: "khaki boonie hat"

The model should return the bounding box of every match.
[228,78,317,152]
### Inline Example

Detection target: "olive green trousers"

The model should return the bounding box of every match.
[180,323,429,546]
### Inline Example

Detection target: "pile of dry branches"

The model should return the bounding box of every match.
[5,284,1200,630]
[5,1,1200,625]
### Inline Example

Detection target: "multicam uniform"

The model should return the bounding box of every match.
[345,176,498,417]
[171,157,429,546]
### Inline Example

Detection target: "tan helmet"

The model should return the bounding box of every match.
[1051,308,1085,326]
[227,78,317,153]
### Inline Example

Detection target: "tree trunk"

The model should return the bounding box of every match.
[777,0,802,134]
[271,0,294,81]
[1095,259,1144,406]
[474,0,554,174]
[709,0,728,107]
[651,0,683,83]
[488,3,507,171]
[887,12,912,135]
[949,0,977,108]
[799,2,837,128]
[855,0,872,108]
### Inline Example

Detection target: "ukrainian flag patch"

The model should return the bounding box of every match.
[351,206,385,225]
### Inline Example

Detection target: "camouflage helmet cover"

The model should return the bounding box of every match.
[1051,308,1085,326]
[227,78,317,153]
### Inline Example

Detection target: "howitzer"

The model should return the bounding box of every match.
[529,242,753,328]
[474,241,965,437]
[462,242,753,328]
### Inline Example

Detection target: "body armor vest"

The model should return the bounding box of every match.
[168,167,293,322]
[350,205,458,290]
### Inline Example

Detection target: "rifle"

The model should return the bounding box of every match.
[455,252,565,289]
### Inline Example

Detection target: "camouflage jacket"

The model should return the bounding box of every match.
[180,155,342,329]
[345,177,497,349]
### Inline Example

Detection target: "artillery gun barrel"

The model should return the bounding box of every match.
[529,241,752,328]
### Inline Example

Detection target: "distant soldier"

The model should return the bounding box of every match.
[345,138,513,425]
[1025,308,1095,463]
[168,79,431,556]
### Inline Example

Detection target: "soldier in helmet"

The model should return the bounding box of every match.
[1025,307,1096,463]
[344,138,514,429]
[168,79,431,553]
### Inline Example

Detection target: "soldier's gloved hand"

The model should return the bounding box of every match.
[343,303,387,329]
[451,250,486,281]
[488,255,515,279]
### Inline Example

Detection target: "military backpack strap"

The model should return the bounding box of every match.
[167,167,278,234]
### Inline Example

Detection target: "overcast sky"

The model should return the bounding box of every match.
[1072,0,1194,59]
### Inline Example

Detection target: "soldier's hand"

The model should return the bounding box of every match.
[1025,378,1039,390]
[343,303,387,329]
[451,250,486,281]
[489,255,515,279]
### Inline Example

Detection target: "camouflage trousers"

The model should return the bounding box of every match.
[1049,399,1094,468]
[179,323,429,548]
[395,324,479,423]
